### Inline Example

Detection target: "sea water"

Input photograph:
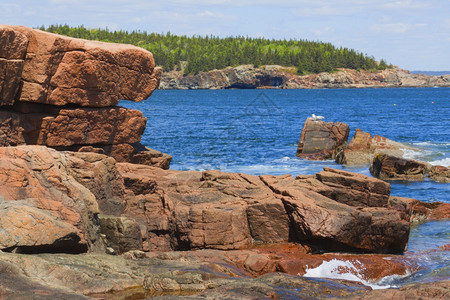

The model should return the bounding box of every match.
[120,87,449,287]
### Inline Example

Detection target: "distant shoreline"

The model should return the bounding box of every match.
[159,65,450,90]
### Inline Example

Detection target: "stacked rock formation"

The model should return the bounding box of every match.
[0,25,171,168]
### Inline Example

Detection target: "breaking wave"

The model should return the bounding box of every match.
[302,259,410,290]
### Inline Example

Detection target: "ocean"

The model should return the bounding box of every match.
[120,87,449,288]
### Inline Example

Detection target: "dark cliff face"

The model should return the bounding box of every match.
[159,65,450,90]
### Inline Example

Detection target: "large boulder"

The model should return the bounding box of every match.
[297,118,349,160]
[370,153,430,180]
[261,173,409,253]
[336,128,406,165]
[0,25,170,169]
[0,146,103,252]
[0,25,161,107]
[0,201,82,253]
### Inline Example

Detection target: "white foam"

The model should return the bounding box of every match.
[401,148,427,160]
[413,142,450,147]
[430,157,450,167]
[302,259,408,290]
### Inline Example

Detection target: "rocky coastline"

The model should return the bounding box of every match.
[296,116,450,183]
[1,25,449,299]
[159,64,450,90]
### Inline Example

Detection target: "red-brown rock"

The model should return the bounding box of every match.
[313,167,391,207]
[262,172,409,253]
[370,153,430,180]
[390,196,450,223]
[0,105,146,147]
[0,202,81,252]
[352,281,450,300]
[117,164,409,253]
[77,143,172,169]
[428,165,450,183]
[0,146,102,252]
[117,164,286,251]
[64,151,126,216]
[0,26,28,106]
[1,25,161,107]
[336,129,406,165]
[297,118,349,160]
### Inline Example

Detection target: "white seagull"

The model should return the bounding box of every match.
[311,114,325,121]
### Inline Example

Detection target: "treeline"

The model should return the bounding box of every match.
[41,24,392,75]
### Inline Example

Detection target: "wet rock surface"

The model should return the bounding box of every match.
[370,153,431,180]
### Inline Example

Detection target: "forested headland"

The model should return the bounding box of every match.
[41,24,392,75]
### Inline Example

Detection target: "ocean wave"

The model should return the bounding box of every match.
[413,141,450,147]
[400,148,428,160]
[430,157,450,167]
[302,259,409,290]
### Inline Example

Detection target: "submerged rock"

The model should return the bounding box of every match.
[296,118,349,160]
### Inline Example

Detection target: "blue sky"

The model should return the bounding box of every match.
[2,0,449,70]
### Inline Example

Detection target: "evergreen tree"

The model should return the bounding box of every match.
[42,24,391,75]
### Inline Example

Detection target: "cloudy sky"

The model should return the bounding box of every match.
[2,0,449,70]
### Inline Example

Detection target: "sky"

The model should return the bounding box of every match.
[1,0,449,71]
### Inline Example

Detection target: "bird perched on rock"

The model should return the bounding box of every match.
[311,114,325,121]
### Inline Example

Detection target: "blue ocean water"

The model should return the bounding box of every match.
[120,88,449,286]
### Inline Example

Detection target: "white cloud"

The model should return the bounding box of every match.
[370,22,426,33]
[312,26,335,36]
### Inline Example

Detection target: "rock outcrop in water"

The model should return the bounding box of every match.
[0,25,170,168]
[297,121,449,183]
[370,153,431,181]
[296,117,349,160]
[335,128,407,165]
[159,65,450,90]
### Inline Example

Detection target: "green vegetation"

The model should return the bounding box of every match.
[41,24,392,75]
